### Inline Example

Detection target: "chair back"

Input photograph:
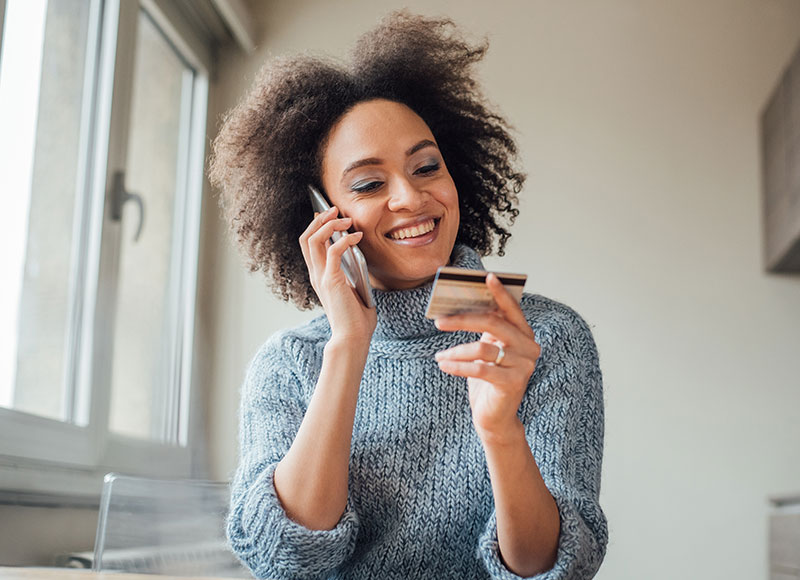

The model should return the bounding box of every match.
[93,472,249,577]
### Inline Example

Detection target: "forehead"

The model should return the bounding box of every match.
[322,100,435,167]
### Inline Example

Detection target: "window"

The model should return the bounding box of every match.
[0,0,209,497]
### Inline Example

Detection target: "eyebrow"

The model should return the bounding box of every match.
[406,139,437,157]
[340,139,438,180]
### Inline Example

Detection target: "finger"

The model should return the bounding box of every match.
[436,358,515,383]
[485,273,532,335]
[307,217,353,276]
[299,206,338,267]
[324,231,364,280]
[308,216,353,248]
[436,341,508,364]
[309,217,352,276]
[437,342,536,377]
[299,205,337,246]
[435,310,528,347]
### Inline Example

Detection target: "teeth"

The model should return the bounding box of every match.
[389,219,435,240]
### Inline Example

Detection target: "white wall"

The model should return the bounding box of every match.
[0,505,96,565]
[201,1,800,578]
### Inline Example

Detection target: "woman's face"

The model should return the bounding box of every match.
[320,99,460,290]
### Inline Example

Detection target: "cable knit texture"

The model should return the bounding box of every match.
[227,245,607,579]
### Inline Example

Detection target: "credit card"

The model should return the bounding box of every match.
[424,267,527,319]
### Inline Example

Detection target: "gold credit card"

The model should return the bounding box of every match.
[424,267,527,319]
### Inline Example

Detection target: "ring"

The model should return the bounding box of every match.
[493,344,506,366]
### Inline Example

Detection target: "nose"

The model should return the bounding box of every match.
[386,177,426,212]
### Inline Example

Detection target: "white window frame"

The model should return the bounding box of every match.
[0,0,210,501]
[0,1,5,60]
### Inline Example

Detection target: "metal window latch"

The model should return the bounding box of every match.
[110,170,145,242]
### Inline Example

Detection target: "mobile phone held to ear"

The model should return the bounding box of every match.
[308,185,374,309]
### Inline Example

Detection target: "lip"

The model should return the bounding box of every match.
[385,217,441,246]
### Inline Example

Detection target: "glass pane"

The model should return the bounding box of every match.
[0,0,93,421]
[108,10,191,441]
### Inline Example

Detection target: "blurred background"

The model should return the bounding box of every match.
[0,1,798,578]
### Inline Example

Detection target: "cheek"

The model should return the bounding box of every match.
[326,195,363,223]
[345,206,382,240]
[440,184,460,221]
[446,190,459,212]
[437,173,459,206]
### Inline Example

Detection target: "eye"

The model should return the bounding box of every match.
[351,180,383,194]
[414,162,440,176]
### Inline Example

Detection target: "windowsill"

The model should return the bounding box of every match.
[0,457,103,508]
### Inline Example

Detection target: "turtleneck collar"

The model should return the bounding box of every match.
[370,245,484,342]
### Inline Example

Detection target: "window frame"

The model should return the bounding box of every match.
[0,1,5,59]
[0,0,210,501]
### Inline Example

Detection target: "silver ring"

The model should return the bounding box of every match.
[493,344,506,366]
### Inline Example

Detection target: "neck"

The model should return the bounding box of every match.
[370,245,484,341]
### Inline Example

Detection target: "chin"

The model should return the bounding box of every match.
[365,227,458,289]
[369,255,449,290]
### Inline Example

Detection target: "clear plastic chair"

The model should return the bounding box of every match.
[93,472,250,577]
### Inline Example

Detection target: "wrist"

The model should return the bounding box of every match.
[325,335,371,358]
[475,417,526,448]
[328,319,376,347]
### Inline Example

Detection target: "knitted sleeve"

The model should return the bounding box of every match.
[477,300,608,579]
[226,335,360,579]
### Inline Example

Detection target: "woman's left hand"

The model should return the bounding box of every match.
[434,273,541,443]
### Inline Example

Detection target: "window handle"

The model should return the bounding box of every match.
[110,170,145,242]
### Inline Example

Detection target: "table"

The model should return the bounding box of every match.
[0,568,233,580]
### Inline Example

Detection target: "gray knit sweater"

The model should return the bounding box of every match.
[227,245,607,579]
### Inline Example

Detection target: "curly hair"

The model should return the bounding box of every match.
[208,10,525,310]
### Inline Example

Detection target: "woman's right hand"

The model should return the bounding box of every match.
[299,206,377,344]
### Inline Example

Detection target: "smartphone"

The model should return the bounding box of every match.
[424,266,527,319]
[308,185,374,308]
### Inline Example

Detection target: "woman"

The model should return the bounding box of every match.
[209,11,607,580]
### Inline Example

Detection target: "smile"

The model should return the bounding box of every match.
[386,218,438,240]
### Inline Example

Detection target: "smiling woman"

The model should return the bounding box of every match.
[208,10,607,580]
[320,100,460,290]
[209,10,523,310]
